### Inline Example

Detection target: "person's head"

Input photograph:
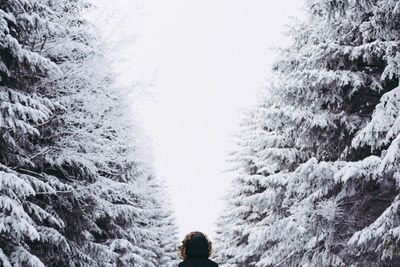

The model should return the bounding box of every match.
[178,231,213,260]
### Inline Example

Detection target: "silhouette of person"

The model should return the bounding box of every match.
[178,231,219,267]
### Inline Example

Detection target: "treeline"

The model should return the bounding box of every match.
[215,0,400,266]
[0,0,177,266]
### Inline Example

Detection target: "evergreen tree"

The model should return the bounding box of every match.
[215,0,400,266]
[0,0,178,266]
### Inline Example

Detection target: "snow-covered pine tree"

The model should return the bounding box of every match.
[0,1,64,265]
[147,179,180,266]
[1,0,178,266]
[215,0,400,266]
[0,0,60,169]
[214,97,305,266]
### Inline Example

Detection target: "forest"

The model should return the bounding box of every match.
[1,0,400,266]
[215,0,400,266]
[0,0,178,266]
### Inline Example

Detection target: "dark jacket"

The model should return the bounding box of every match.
[178,257,218,267]
[178,233,219,267]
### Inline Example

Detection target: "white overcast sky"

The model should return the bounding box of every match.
[91,0,304,241]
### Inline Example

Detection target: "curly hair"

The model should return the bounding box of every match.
[178,231,213,260]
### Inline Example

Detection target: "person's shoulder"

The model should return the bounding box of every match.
[178,261,187,267]
[207,258,219,267]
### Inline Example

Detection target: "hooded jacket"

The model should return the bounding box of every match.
[178,232,219,267]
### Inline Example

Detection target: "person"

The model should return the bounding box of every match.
[178,231,219,267]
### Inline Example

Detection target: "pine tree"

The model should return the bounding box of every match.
[215,0,400,266]
[1,0,178,266]
[0,1,64,265]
